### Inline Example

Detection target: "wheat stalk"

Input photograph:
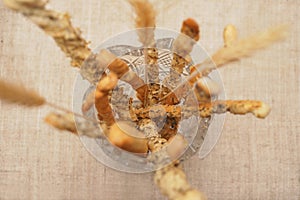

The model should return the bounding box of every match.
[44,112,77,134]
[128,0,159,103]
[3,0,91,67]
[0,79,46,106]
[0,78,100,131]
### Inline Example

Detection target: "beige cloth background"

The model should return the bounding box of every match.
[0,0,299,199]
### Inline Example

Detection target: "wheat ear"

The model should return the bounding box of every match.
[0,79,45,106]
[44,112,77,134]
[127,0,156,46]
[0,78,101,135]
[202,25,289,75]
[3,0,91,67]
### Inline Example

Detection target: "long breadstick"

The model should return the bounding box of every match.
[133,100,271,119]
[155,162,207,200]
[169,18,200,84]
[199,100,271,118]
[108,122,148,154]
[95,73,118,126]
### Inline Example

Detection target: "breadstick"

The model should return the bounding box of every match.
[108,122,148,154]
[171,18,200,76]
[95,73,118,126]
[133,100,271,119]
[99,50,149,103]
[199,100,271,118]
[154,162,207,200]
[163,18,200,109]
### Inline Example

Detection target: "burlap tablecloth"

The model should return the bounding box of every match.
[0,0,299,199]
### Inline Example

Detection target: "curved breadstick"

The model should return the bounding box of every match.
[108,122,148,154]
[95,74,148,153]
[95,73,118,126]
[100,50,149,103]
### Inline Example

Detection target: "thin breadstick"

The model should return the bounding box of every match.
[82,91,96,113]
[133,100,271,119]
[173,18,200,57]
[99,50,149,103]
[154,162,207,200]
[108,121,148,154]
[163,18,200,109]
[95,73,118,126]
[199,100,271,118]
[171,18,200,75]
